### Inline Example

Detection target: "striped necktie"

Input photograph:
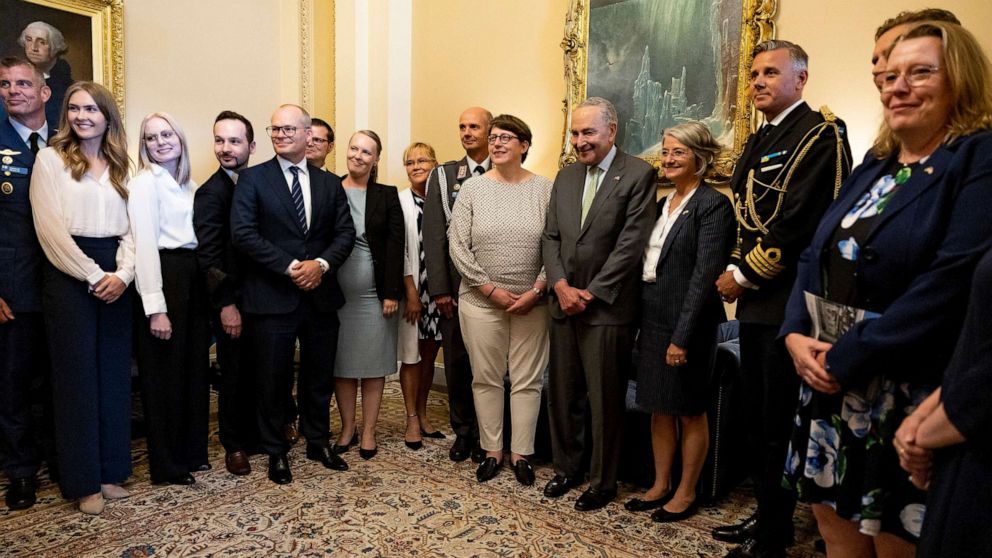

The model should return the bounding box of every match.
[289,166,308,235]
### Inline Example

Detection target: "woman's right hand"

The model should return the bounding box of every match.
[93,274,126,304]
[784,333,840,394]
[150,313,173,340]
[487,287,519,310]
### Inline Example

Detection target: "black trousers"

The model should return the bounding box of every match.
[43,236,132,499]
[738,322,799,546]
[251,302,338,455]
[135,250,211,483]
[547,318,633,492]
[438,310,478,440]
[212,309,259,454]
[0,312,45,480]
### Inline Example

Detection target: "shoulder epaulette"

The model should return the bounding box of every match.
[819,105,837,123]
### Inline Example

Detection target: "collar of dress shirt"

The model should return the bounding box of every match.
[277,155,308,179]
[8,117,48,147]
[590,144,618,175]
[222,168,238,182]
[766,98,805,127]
[465,154,490,173]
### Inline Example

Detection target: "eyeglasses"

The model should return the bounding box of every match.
[143,130,176,144]
[310,137,330,145]
[404,158,435,167]
[874,65,940,92]
[487,133,519,145]
[266,125,306,137]
[660,148,691,159]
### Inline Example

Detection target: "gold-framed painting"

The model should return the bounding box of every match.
[560,0,776,178]
[1,0,125,123]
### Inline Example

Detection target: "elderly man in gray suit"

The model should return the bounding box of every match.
[542,97,657,511]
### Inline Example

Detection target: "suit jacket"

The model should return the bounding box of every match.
[542,148,657,325]
[647,186,735,347]
[193,168,246,310]
[230,157,356,315]
[780,131,992,389]
[730,101,851,325]
[422,157,482,299]
[361,181,405,301]
[0,118,49,312]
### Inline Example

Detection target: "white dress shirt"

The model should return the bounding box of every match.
[465,155,491,175]
[128,163,199,316]
[8,117,48,148]
[642,188,697,282]
[277,156,330,274]
[29,147,135,286]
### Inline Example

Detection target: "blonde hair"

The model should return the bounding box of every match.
[873,21,992,158]
[661,121,724,177]
[50,81,130,199]
[137,112,192,186]
[402,142,437,165]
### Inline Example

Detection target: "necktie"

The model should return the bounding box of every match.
[474,165,485,175]
[28,132,41,155]
[289,166,308,235]
[580,166,601,226]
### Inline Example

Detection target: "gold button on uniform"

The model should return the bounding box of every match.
[1,182,14,195]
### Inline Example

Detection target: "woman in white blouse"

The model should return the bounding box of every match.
[128,112,211,486]
[448,114,552,486]
[30,82,135,515]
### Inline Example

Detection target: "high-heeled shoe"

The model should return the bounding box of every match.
[404,414,423,450]
[420,429,446,439]
[78,493,105,515]
[359,446,378,460]
[333,433,358,454]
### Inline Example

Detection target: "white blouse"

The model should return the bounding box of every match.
[127,164,198,316]
[29,147,135,286]
[642,188,697,282]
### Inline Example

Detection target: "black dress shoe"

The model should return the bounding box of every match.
[358,446,378,460]
[650,500,699,523]
[448,436,472,462]
[268,454,292,484]
[476,457,502,482]
[333,433,358,454]
[306,443,349,471]
[421,429,446,439]
[191,463,212,472]
[167,473,196,485]
[543,474,581,498]
[574,488,616,511]
[712,513,758,543]
[512,459,534,486]
[5,478,37,510]
[724,538,786,558]
[624,492,672,512]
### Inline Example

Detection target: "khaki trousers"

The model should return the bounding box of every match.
[458,299,549,455]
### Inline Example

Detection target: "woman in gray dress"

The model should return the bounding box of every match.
[333,130,405,460]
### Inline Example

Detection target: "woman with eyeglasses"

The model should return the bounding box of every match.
[781,21,992,556]
[332,130,404,460]
[623,121,733,523]
[128,112,211,486]
[396,142,445,450]
[30,82,134,514]
[448,114,552,486]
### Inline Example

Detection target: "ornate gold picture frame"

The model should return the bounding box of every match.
[560,0,776,177]
[2,0,125,117]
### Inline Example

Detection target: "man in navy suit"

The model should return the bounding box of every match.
[231,104,355,484]
[0,57,52,510]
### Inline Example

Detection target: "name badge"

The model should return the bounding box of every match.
[760,150,787,164]
[760,163,783,173]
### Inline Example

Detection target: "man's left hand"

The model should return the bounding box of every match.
[715,271,745,302]
[290,260,323,291]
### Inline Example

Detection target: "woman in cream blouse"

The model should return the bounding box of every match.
[30,81,134,515]
[128,112,210,486]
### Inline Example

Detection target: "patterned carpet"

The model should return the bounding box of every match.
[0,383,822,557]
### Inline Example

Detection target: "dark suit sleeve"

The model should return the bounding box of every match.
[383,186,405,300]
[672,192,734,348]
[422,167,452,297]
[586,163,657,305]
[193,182,237,310]
[738,121,851,286]
[231,169,297,275]
[316,179,356,271]
[542,171,567,288]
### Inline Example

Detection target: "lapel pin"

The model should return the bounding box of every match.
[924,166,934,175]
[613,175,621,181]
[2,156,12,165]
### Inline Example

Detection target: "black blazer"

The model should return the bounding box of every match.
[193,168,245,310]
[647,185,735,347]
[361,181,405,301]
[230,158,356,314]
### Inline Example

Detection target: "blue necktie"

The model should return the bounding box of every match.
[289,166,308,235]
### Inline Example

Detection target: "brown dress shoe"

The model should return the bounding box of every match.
[225,451,251,476]
[283,423,300,445]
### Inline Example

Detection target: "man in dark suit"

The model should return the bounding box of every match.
[231,104,355,484]
[0,57,52,510]
[714,41,851,558]
[542,97,657,511]
[423,106,491,463]
[193,110,260,476]
[305,117,334,171]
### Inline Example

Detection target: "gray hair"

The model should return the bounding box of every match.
[661,121,723,177]
[577,96,618,126]
[753,40,808,73]
[19,21,68,57]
